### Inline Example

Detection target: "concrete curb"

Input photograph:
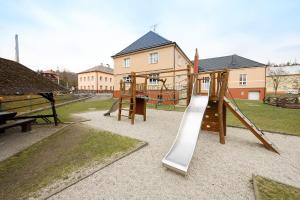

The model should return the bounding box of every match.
[252,174,260,200]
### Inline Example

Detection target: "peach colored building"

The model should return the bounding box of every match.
[111,31,192,100]
[195,55,266,100]
[78,64,114,92]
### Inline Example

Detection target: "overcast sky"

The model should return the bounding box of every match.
[0,0,300,73]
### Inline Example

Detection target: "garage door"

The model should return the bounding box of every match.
[248,91,260,100]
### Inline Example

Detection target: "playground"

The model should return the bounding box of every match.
[1,65,300,199]
[50,109,300,199]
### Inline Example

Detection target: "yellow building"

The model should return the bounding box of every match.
[111,31,192,98]
[78,64,114,92]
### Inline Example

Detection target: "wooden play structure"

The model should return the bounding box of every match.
[118,68,189,124]
[194,70,279,153]
[115,66,279,153]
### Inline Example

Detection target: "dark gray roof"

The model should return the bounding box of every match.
[112,31,174,57]
[197,54,265,72]
[79,64,114,74]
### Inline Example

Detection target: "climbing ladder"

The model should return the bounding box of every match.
[118,77,136,125]
[224,97,279,153]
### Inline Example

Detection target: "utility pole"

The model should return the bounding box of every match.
[15,34,20,63]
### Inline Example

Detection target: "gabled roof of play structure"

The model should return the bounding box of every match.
[197,54,265,71]
[78,64,114,74]
[0,57,65,95]
[112,31,174,57]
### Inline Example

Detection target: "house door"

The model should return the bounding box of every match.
[248,91,260,100]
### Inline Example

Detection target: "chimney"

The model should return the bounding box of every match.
[15,34,20,63]
[194,48,199,73]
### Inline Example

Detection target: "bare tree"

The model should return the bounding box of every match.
[291,69,300,94]
[268,67,286,95]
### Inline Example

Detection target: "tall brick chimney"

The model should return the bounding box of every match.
[193,48,199,73]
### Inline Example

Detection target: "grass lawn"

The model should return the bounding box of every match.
[35,98,114,122]
[0,94,79,113]
[253,175,300,200]
[0,124,142,200]
[36,98,300,135]
[226,99,300,136]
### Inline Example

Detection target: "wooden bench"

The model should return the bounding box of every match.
[0,118,36,133]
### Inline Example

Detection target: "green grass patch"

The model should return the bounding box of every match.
[34,98,114,122]
[147,99,300,136]
[253,175,300,200]
[0,94,79,113]
[0,124,141,200]
[226,99,300,136]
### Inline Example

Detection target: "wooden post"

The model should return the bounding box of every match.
[211,72,216,99]
[187,65,191,105]
[118,80,123,121]
[218,71,229,144]
[143,76,147,121]
[131,72,136,125]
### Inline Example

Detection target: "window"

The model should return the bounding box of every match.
[239,74,247,85]
[88,86,90,90]
[149,53,159,64]
[105,86,108,90]
[84,86,86,90]
[110,86,112,90]
[100,76,102,81]
[123,76,131,83]
[149,73,159,85]
[105,77,107,82]
[203,77,209,90]
[92,85,94,90]
[100,85,102,90]
[110,78,112,82]
[88,76,90,81]
[80,77,82,82]
[84,77,86,82]
[91,76,94,81]
[124,58,130,68]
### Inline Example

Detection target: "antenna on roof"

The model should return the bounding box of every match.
[150,24,158,32]
[15,34,20,63]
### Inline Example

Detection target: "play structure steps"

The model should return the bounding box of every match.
[224,97,279,154]
[118,93,136,124]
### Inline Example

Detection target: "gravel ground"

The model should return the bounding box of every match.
[50,109,300,200]
[0,124,66,161]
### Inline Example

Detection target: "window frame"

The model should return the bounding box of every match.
[123,76,131,84]
[149,73,159,85]
[203,77,210,90]
[124,58,130,68]
[239,74,247,86]
[149,52,159,64]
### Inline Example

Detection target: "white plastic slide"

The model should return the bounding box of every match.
[162,81,210,175]
[104,99,120,116]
